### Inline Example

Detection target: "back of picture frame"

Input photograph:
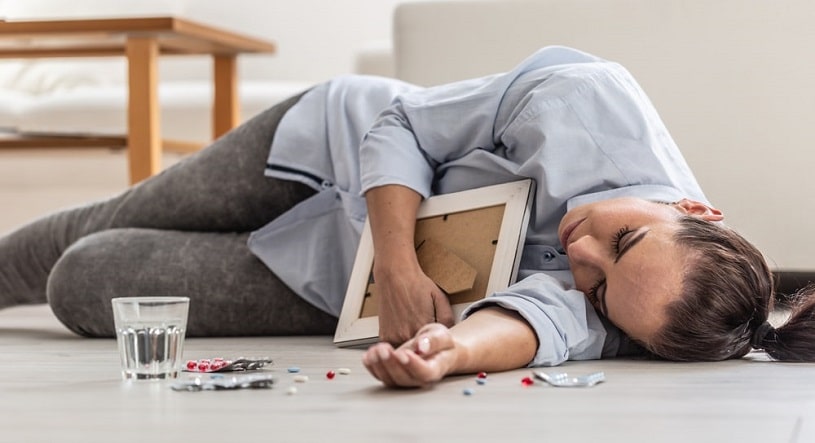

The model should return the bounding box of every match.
[333,179,534,348]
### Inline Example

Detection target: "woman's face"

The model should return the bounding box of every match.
[558,197,723,344]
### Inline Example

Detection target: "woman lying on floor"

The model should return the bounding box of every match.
[1,46,813,388]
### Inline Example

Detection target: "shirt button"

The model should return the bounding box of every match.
[543,251,555,262]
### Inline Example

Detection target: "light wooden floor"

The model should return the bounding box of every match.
[1,149,814,443]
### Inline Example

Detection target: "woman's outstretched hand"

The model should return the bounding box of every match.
[363,323,460,388]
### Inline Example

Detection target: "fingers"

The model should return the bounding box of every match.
[363,344,439,388]
[362,324,456,388]
[377,283,438,346]
[412,323,454,357]
[379,327,408,347]
[431,290,455,328]
[362,342,409,387]
[362,342,399,386]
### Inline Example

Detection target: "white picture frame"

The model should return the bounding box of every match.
[333,179,534,348]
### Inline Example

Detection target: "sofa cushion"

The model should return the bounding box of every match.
[0,59,125,95]
[0,88,40,131]
[12,80,313,143]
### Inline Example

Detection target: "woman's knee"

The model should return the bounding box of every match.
[46,230,126,337]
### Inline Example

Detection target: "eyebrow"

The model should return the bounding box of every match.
[614,229,649,264]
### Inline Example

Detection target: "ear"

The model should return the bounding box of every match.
[674,198,724,222]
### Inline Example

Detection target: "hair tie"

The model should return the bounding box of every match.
[750,321,775,349]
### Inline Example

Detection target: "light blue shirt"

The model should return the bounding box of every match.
[248,46,710,366]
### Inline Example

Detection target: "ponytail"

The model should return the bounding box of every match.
[754,286,815,362]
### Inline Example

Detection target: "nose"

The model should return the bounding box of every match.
[566,234,608,283]
[567,234,606,267]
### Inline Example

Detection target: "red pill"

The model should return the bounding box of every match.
[477,371,488,379]
[185,360,198,370]
[521,376,534,387]
[210,361,228,371]
[326,370,336,380]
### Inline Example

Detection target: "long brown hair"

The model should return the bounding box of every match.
[649,216,815,362]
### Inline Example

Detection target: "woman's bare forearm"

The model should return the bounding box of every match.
[364,184,423,274]
[449,307,538,374]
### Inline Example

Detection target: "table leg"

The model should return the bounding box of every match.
[213,54,240,140]
[126,37,161,184]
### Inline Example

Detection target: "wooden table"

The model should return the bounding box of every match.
[0,16,276,184]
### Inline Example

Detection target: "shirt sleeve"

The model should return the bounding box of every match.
[358,46,606,198]
[462,273,610,367]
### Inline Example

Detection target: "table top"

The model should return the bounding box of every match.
[0,16,276,58]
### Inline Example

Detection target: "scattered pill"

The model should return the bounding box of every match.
[477,371,488,379]
[287,367,301,373]
[293,375,309,383]
[463,388,474,396]
[186,360,198,370]
[521,376,535,387]
[286,386,298,395]
[476,378,487,385]
[326,370,336,380]
[337,368,351,375]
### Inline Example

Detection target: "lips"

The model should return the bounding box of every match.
[559,217,586,255]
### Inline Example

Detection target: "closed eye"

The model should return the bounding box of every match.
[614,228,649,263]
[587,279,607,316]
[611,226,631,253]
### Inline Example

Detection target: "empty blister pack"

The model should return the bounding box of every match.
[532,371,605,388]
[171,373,275,391]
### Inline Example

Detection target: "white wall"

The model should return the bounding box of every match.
[0,0,404,83]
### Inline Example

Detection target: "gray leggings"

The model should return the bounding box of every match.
[0,91,339,337]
